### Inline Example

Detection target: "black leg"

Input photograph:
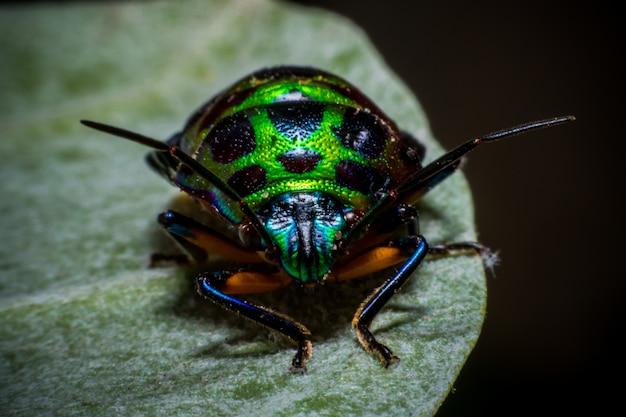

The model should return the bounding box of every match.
[157,210,263,264]
[155,210,214,263]
[196,272,312,373]
[428,241,499,271]
[428,241,487,255]
[352,235,429,367]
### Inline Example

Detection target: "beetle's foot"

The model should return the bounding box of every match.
[370,340,399,368]
[478,247,500,273]
[288,339,312,374]
[289,362,307,374]
[355,323,399,368]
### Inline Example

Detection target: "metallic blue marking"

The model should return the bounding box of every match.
[199,278,251,310]
[357,236,429,321]
[198,277,306,337]
[161,211,195,238]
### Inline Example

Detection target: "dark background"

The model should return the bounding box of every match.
[291,1,624,415]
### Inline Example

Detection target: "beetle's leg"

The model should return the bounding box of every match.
[197,271,312,373]
[156,210,263,264]
[352,235,429,367]
[428,241,487,256]
[429,241,499,271]
[330,239,491,283]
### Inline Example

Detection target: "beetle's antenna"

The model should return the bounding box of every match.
[80,120,278,252]
[398,115,575,195]
[80,120,170,150]
[345,115,575,242]
[481,116,576,141]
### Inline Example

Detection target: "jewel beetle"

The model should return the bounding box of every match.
[81,66,574,373]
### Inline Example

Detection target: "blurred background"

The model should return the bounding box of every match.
[290,1,624,415]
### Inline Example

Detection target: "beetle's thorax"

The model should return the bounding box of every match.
[262,191,347,285]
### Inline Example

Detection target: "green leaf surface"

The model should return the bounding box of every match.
[0,1,485,416]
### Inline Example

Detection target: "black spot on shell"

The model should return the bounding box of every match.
[227,165,267,197]
[333,109,387,159]
[335,160,385,196]
[266,102,325,141]
[204,112,256,164]
[277,149,322,174]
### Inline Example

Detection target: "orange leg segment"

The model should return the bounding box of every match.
[219,270,293,295]
[158,210,263,264]
[328,245,409,283]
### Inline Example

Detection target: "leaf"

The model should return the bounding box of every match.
[0,1,485,416]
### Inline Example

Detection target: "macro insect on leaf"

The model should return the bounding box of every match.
[81,66,574,373]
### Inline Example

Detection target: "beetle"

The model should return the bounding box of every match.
[81,66,574,372]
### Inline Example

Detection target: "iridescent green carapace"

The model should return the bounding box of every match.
[172,67,424,224]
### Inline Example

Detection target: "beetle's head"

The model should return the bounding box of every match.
[261,192,347,286]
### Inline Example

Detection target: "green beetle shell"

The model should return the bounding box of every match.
[151,66,425,242]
